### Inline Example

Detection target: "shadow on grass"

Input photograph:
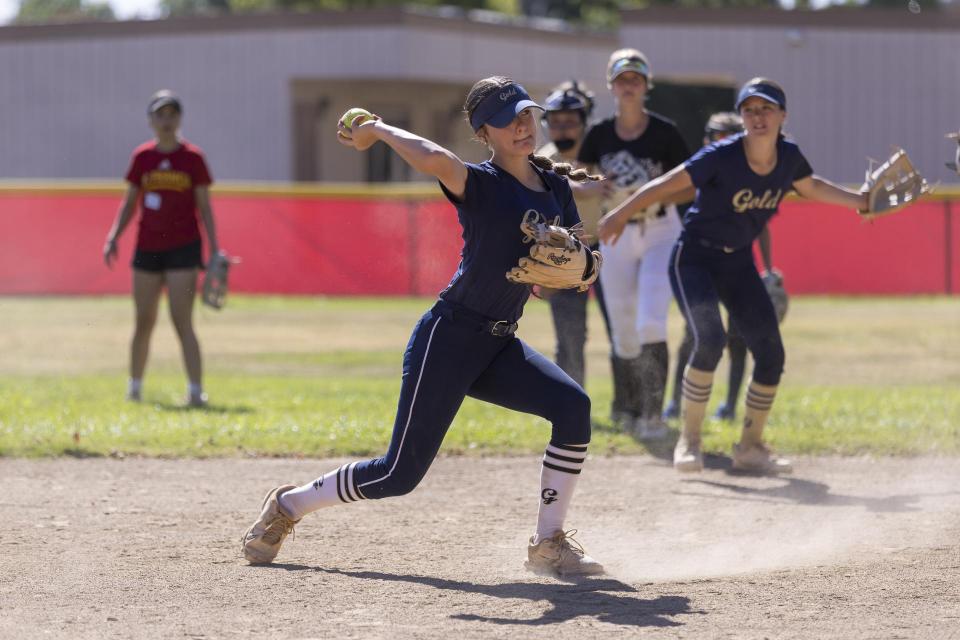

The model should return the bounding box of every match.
[62,448,106,458]
[266,565,700,627]
[678,475,960,513]
[152,401,256,414]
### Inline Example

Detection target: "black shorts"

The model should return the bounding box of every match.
[132,240,203,272]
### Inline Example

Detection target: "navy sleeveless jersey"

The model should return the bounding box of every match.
[682,133,813,249]
[438,160,580,322]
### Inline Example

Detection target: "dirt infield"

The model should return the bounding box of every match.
[2,455,959,639]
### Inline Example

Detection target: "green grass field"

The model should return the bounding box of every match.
[1,295,958,457]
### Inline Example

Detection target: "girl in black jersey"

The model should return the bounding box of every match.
[242,77,605,578]
[579,49,690,441]
[599,78,869,475]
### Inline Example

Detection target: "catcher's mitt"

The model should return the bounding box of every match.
[859,148,930,218]
[506,210,602,292]
[202,250,237,310]
[761,269,788,324]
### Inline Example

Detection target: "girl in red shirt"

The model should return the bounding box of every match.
[103,90,220,407]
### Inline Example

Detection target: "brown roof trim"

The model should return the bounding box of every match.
[621,6,960,31]
[0,6,617,45]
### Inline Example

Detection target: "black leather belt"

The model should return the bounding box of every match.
[436,300,518,337]
[688,236,740,253]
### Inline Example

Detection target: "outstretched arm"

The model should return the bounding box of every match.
[793,175,868,211]
[597,165,694,245]
[104,184,139,268]
[338,118,468,199]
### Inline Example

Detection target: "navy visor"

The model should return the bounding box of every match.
[469,83,543,131]
[735,82,786,110]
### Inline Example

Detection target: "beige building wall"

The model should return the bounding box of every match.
[0,7,955,184]
[0,10,616,182]
[620,8,960,184]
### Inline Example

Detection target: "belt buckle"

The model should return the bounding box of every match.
[722,246,734,254]
[490,320,511,337]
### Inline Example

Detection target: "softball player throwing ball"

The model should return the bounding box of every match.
[103,90,219,407]
[578,49,690,440]
[242,77,604,577]
[599,78,872,474]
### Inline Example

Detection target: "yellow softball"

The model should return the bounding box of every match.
[341,107,373,129]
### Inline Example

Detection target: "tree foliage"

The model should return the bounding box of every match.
[156,0,833,24]
[16,0,115,23]
[160,0,493,18]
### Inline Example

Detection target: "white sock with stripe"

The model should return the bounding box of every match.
[278,462,366,521]
[681,366,714,442]
[534,442,588,543]
[740,381,778,447]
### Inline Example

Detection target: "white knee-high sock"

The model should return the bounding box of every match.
[534,443,588,542]
[278,462,366,521]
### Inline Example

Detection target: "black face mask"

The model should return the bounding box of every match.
[553,138,577,152]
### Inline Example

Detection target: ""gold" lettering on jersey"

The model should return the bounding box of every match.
[731,189,783,213]
[141,170,192,192]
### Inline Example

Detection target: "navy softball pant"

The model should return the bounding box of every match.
[668,236,785,387]
[342,299,592,501]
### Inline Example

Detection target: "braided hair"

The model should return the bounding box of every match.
[528,154,601,183]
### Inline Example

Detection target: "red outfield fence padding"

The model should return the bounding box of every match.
[1,184,957,296]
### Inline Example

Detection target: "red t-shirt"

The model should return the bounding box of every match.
[124,140,213,251]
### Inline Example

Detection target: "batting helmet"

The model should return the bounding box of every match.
[704,112,743,140]
[543,81,595,122]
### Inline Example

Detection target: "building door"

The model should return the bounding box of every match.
[646,81,737,154]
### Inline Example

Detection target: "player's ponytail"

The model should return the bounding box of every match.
[528,154,601,183]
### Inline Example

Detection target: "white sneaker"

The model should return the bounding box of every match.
[673,435,703,472]
[732,442,793,474]
[634,417,670,441]
[241,485,300,564]
[526,530,604,577]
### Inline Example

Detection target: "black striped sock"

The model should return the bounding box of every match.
[542,442,587,475]
[335,462,367,503]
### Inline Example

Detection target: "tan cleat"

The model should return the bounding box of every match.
[732,442,793,475]
[241,485,300,564]
[673,435,703,472]
[525,529,604,577]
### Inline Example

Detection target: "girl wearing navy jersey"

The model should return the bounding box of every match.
[579,49,690,441]
[242,77,604,577]
[664,111,780,424]
[104,90,219,407]
[599,78,868,474]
